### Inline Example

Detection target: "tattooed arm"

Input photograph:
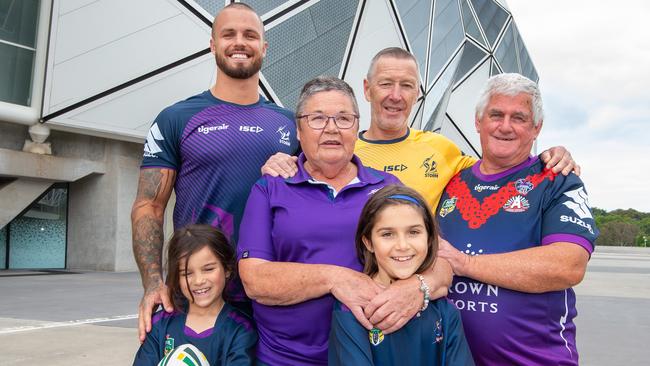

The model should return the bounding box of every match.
[131,168,176,342]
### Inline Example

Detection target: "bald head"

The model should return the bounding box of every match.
[212,3,265,40]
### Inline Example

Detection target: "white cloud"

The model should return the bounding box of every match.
[508,0,650,212]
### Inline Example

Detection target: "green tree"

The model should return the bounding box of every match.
[596,221,640,246]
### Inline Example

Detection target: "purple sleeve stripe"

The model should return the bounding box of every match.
[151,310,176,325]
[236,249,275,261]
[227,310,253,331]
[541,234,594,254]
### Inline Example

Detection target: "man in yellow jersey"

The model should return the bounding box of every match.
[263,47,576,210]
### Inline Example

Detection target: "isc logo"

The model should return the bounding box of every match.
[240,126,264,133]
[384,164,407,172]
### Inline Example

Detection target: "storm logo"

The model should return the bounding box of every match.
[421,155,439,178]
[277,125,291,146]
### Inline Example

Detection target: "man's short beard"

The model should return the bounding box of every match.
[215,53,263,79]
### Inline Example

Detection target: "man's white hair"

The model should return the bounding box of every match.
[475,73,544,126]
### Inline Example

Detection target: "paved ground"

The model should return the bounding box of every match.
[0,246,648,365]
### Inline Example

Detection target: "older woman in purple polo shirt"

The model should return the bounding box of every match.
[237,76,408,366]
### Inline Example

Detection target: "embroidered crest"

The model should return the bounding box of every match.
[434,319,444,343]
[369,328,384,346]
[439,197,457,217]
[515,179,534,195]
[503,195,530,213]
[164,334,174,356]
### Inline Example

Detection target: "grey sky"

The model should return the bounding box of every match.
[507,0,650,212]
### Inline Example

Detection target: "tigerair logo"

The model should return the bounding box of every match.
[383,164,407,172]
[421,155,438,178]
[239,125,264,133]
[198,124,229,134]
[277,125,291,146]
[143,123,164,158]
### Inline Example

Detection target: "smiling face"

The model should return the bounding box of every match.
[362,204,429,285]
[364,56,420,138]
[476,92,543,173]
[211,7,267,79]
[179,246,228,311]
[297,90,359,168]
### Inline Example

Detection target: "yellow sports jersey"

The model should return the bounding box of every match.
[355,128,476,209]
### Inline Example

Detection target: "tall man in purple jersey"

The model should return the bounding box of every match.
[437,73,598,365]
[131,3,298,343]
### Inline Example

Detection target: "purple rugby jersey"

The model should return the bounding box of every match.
[437,156,598,366]
[141,90,298,244]
[237,153,400,366]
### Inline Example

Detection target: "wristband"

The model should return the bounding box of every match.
[415,274,430,317]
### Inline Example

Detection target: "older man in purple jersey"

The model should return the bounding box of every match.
[437,73,597,365]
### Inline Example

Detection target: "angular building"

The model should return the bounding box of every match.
[0,0,538,271]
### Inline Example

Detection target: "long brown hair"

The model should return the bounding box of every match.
[166,224,235,312]
[355,185,438,277]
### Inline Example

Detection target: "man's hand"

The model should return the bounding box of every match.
[540,146,580,176]
[138,282,173,343]
[364,276,421,334]
[330,269,383,331]
[260,152,298,178]
[437,237,471,276]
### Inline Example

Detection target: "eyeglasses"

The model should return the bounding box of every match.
[297,113,359,130]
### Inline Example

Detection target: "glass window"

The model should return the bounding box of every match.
[490,59,501,76]
[460,0,485,48]
[0,226,6,269]
[453,41,487,84]
[495,23,518,73]
[427,0,464,86]
[192,0,223,16]
[512,23,539,82]
[395,0,432,82]
[8,184,67,269]
[244,0,291,16]
[470,0,508,49]
[261,0,359,110]
[0,0,39,106]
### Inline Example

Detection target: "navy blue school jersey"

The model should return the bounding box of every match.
[133,303,256,366]
[437,156,598,365]
[328,299,474,365]
[141,91,298,244]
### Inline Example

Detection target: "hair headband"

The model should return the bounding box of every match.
[387,194,422,207]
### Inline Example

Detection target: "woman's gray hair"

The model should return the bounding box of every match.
[475,73,544,126]
[295,76,359,117]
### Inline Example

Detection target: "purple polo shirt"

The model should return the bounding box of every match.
[237,153,400,366]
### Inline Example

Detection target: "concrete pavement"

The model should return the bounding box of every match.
[0,246,649,365]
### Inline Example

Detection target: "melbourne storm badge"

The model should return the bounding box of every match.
[515,178,534,195]
[369,328,384,346]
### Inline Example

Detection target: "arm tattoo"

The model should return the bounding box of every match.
[132,169,175,291]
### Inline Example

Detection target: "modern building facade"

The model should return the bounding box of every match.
[0,0,539,271]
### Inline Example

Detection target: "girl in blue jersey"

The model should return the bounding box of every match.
[328,185,474,366]
[133,225,256,366]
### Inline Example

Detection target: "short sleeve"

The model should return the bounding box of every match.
[237,178,276,261]
[141,107,183,170]
[541,174,599,254]
[132,321,162,366]
[328,303,374,366]
[440,300,475,366]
